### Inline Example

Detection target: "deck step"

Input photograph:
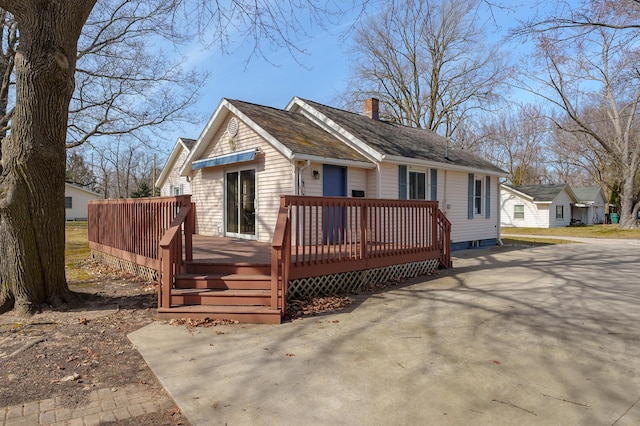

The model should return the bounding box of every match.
[184,262,271,276]
[157,305,282,324]
[174,273,271,290]
[171,288,272,306]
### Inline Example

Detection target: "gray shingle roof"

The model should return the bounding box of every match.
[228,99,372,163]
[505,184,568,202]
[572,186,603,203]
[299,99,506,174]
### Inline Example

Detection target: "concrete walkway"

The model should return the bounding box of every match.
[129,238,640,425]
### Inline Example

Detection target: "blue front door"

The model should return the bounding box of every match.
[323,165,347,243]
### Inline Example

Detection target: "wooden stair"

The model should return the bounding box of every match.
[157,262,282,324]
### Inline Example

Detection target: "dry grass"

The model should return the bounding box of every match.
[501,224,640,239]
[501,237,576,246]
[65,221,92,282]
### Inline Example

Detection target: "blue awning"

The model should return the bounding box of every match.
[192,148,258,170]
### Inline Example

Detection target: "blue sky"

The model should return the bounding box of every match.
[163,1,542,154]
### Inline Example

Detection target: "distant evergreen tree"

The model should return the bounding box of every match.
[130,182,153,198]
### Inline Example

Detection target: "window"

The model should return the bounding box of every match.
[65,197,72,209]
[474,178,483,215]
[468,174,491,219]
[556,205,564,219]
[399,166,432,200]
[170,184,183,195]
[408,171,426,200]
[514,204,524,219]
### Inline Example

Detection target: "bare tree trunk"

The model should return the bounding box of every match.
[619,174,639,228]
[0,0,96,314]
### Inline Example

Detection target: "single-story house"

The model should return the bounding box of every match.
[571,186,606,225]
[156,137,195,196]
[163,97,506,250]
[65,183,101,221]
[500,183,577,228]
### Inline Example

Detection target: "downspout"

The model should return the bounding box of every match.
[443,169,448,214]
[497,178,503,246]
[298,160,311,195]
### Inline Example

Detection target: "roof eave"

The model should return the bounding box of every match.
[180,99,232,176]
[180,99,295,177]
[291,154,376,169]
[500,184,535,202]
[65,182,102,197]
[156,138,190,187]
[288,97,383,163]
[384,155,508,176]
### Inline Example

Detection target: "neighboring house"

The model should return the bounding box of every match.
[65,183,101,221]
[169,97,506,250]
[500,183,577,228]
[571,186,606,225]
[155,137,195,196]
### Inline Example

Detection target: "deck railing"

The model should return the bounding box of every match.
[271,195,451,283]
[271,206,291,312]
[88,195,193,271]
[158,202,194,309]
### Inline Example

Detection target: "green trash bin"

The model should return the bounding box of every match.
[611,213,619,224]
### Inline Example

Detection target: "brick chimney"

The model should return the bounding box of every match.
[363,98,379,120]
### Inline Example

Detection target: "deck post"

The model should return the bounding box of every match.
[183,196,193,263]
[159,246,171,309]
[432,203,438,250]
[360,204,367,259]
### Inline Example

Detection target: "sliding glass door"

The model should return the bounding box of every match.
[225,169,256,237]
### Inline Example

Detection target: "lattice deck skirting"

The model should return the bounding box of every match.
[91,251,158,282]
[287,258,441,300]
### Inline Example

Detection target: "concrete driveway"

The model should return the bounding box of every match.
[129,239,640,425]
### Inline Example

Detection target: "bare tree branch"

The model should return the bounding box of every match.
[340,0,509,139]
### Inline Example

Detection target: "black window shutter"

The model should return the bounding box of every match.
[468,173,475,219]
[485,176,491,218]
[430,169,438,200]
[398,165,407,199]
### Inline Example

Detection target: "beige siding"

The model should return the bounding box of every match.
[366,168,378,198]
[438,171,499,244]
[192,167,224,235]
[348,168,367,198]
[376,166,498,245]
[435,169,447,212]
[300,162,323,196]
[258,136,294,241]
[190,114,294,242]
[379,163,398,198]
[160,147,192,196]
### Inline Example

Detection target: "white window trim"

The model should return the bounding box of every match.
[514,204,525,220]
[474,177,484,216]
[406,167,430,200]
[224,166,258,240]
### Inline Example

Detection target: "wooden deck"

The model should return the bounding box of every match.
[191,235,272,264]
[89,195,451,324]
